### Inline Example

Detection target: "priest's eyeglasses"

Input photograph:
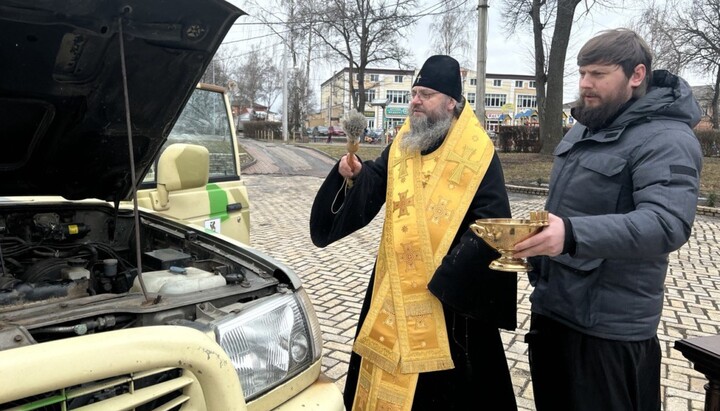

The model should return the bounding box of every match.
[410,89,439,101]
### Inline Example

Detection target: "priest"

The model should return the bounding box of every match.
[310,55,517,411]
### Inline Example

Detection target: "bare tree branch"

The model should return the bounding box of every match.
[297,0,419,112]
[428,0,476,66]
[635,0,720,128]
[502,0,621,153]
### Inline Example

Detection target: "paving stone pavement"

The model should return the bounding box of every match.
[242,159,720,411]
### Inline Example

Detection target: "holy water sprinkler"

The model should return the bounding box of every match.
[341,109,366,187]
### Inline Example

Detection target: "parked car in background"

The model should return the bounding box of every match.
[327,125,346,136]
[364,128,384,144]
[312,125,329,137]
[0,1,344,410]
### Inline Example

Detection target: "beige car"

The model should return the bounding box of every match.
[0,1,344,410]
[136,83,251,246]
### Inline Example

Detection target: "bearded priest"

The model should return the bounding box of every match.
[310,55,518,411]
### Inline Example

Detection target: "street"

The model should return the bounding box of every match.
[240,138,720,411]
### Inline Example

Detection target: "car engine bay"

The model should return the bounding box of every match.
[0,202,283,349]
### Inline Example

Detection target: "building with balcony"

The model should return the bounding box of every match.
[317,66,538,133]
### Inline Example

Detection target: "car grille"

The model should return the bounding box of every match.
[2,368,188,410]
[0,326,245,411]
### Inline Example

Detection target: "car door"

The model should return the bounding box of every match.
[136,83,251,245]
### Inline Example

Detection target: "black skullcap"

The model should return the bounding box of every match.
[412,55,463,101]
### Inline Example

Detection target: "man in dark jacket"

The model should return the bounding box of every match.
[514,29,703,411]
[310,55,517,410]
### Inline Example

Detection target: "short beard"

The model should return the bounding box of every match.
[402,112,453,153]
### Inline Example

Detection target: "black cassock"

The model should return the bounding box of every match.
[310,143,518,411]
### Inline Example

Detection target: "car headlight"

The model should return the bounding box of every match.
[213,288,322,400]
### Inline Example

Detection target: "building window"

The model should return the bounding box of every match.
[354,89,376,101]
[529,81,536,88]
[387,90,409,104]
[492,79,502,87]
[515,80,523,88]
[470,78,477,86]
[394,75,404,83]
[485,93,506,107]
[369,74,380,82]
[517,94,537,108]
[467,93,476,105]
[387,118,404,129]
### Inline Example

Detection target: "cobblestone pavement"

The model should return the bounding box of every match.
[240,140,720,411]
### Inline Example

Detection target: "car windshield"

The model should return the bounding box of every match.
[143,87,235,183]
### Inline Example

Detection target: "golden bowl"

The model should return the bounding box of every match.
[470,212,548,272]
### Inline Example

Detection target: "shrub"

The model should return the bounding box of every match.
[695,130,720,157]
[707,192,717,208]
[497,126,542,153]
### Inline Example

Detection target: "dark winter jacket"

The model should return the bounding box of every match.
[529,70,704,340]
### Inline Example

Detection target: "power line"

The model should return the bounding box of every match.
[229,0,471,29]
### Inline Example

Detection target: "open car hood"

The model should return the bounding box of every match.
[0,0,243,201]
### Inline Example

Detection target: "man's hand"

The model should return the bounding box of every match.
[513,213,565,258]
[339,154,362,179]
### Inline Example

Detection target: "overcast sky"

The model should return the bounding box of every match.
[222,0,711,107]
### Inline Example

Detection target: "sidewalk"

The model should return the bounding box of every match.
[243,173,720,411]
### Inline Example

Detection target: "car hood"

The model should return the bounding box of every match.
[0,0,244,201]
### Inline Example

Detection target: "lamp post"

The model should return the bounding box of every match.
[475,0,489,126]
[281,47,289,142]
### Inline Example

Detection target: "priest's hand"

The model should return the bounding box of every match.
[339,154,362,179]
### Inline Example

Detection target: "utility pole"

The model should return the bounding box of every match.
[475,0,488,127]
[282,46,289,142]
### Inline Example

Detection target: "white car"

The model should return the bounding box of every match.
[0,1,344,410]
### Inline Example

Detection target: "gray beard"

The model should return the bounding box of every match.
[401,115,453,153]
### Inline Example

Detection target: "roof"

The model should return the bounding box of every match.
[514,109,538,118]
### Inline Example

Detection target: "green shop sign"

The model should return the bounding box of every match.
[385,106,408,116]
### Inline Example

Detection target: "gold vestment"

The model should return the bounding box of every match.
[352,104,495,410]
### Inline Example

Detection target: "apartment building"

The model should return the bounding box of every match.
[317,68,415,131]
[317,66,538,133]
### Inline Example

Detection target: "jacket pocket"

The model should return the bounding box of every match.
[561,153,627,216]
[578,153,626,177]
[543,254,604,328]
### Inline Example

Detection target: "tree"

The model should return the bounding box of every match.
[298,0,419,113]
[428,0,477,67]
[248,0,320,135]
[260,56,283,113]
[634,0,720,130]
[200,47,235,87]
[231,46,279,110]
[502,0,616,153]
[672,0,720,129]
[629,2,689,75]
